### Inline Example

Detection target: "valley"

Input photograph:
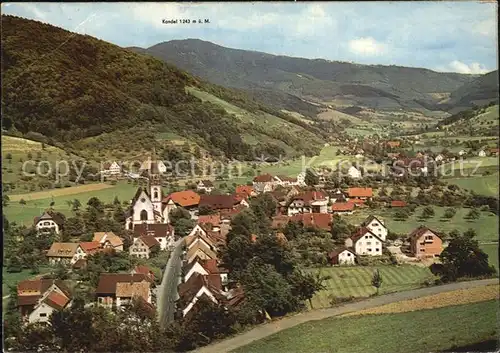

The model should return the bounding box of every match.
[1,7,498,353]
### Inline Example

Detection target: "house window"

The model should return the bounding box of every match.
[367,248,372,252]
[140,210,148,221]
[40,313,47,317]
[154,191,159,199]
[373,223,379,227]
[420,249,426,252]
[347,253,351,256]
[128,222,133,230]
[366,242,372,245]
[375,248,379,252]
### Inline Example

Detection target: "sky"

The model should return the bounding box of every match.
[2,2,498,74]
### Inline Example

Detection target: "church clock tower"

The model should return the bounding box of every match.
[148,148,163,214]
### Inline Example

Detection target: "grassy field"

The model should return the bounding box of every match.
[345,206,499,243]
[3,181,138,225]
[233,300,499,353]
[480,243,499,271]
[446,173,499,197]
[305,265,436,309]
[7,183,115,201]
[341,284,499,317]
[2,266,52,295]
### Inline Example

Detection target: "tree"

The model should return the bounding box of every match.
[53,262,70,280]
[172,218,195,237]
[3,194,10,207]
[420,206,435,219]
[330,215,353,245]
[394,210,409,221]
[287,271,328,309]
[64,217,85,239]
[443,207,457,219]
[371,269,383,295]
[72,198,82,212]
[86,197,104,213]
[438,231,496,282]
[465,208,480,220]
[198,205,215,216]
[113,196,121,206]
[304,168,319,186]
[19,198,26,205]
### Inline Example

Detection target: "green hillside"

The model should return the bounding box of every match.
[1,15,324,161]
[437,103,499,136]
[129,39,477,113]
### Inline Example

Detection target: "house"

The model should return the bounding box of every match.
[93,232,124,252]
[133,223,175,250]
[390,200,407,208]
[345,228,383,256]
[184,258,229,289]
[271,215,290,229]
[177,272,224,318]
[252,174,277,193]
[131,265,155,281]
[162,190,201,221]
[139,158,167,174]
[458,149,467,156]
[17,279,72,324]
[330,188,347,203]
[287,191,329,216]
[274,175,298,187]
[199,194,249,213]
[478,150,487,157]
[296,172,307,186]
[408,226,443,258]
[46,243,80,265]
[290,213,332,231]
[360,215,388,242]
[102,161,122,175]
[328,248,357,266]
[197,180,214,194]
[129,236,160,259]
[489,148,499,157]
[34,211,65,235]
[197,214,222,231]
[186,240,218,264]
[95,273,153,309]
[235,185,256,198]
[347,187,373,200]
[347,166,362,179]
[331,202,355,215]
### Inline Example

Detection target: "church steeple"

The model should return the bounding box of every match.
[149,147,163,210]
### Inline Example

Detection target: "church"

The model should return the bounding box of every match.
[124,159,171,230]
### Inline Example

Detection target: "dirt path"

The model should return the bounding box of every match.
[193,278,498,353]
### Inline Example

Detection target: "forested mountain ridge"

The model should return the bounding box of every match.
[1,15,325,160]
[128,39,483,114]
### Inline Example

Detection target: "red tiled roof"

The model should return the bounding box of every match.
[72,259,87,269]
[18,295,40,306]
[347,188,373,198]
[293,191,327,204]
[271,215,290,229]
[133,265,153,276]
[391,200,407,207]
[162,190,200,207]
[347,198,366,206]
[133,223,174,238]
[200,259,228,274]
[350,227,380,242]
[198,214,221,227]
[276,175,297,182]
[199,194,240,210]
[253,174,275,182]
[332,202,355,211]
[177,273,224,306]
[43,291,70,310]
[95,273,151,295]
[79,241,101,254]
[139,236,160,248]
[328,247,356,259]
[408,226,440,241]
[290,213,332,230]
[235,185,254,197]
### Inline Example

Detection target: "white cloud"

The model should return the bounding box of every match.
[294,4,336,37]
[473,18,497,37]
[348,37,387,56]
[436,60,490,74]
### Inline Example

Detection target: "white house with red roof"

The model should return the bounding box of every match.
[360,215,388,242]
[345,227,383,256]
[287,191,329,216]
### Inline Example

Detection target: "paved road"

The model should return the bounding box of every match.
[157,237,185,328]
[194,278,498,353]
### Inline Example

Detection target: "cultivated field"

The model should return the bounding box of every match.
[3,181,138,225]
[305,265,436,309]
[7,183,115,201]
[341,284,499,317]
[233,300,499,353]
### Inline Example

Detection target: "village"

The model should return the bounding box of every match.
[14,144,460,326]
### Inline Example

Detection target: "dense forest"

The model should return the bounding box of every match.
[1,15,324,160]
